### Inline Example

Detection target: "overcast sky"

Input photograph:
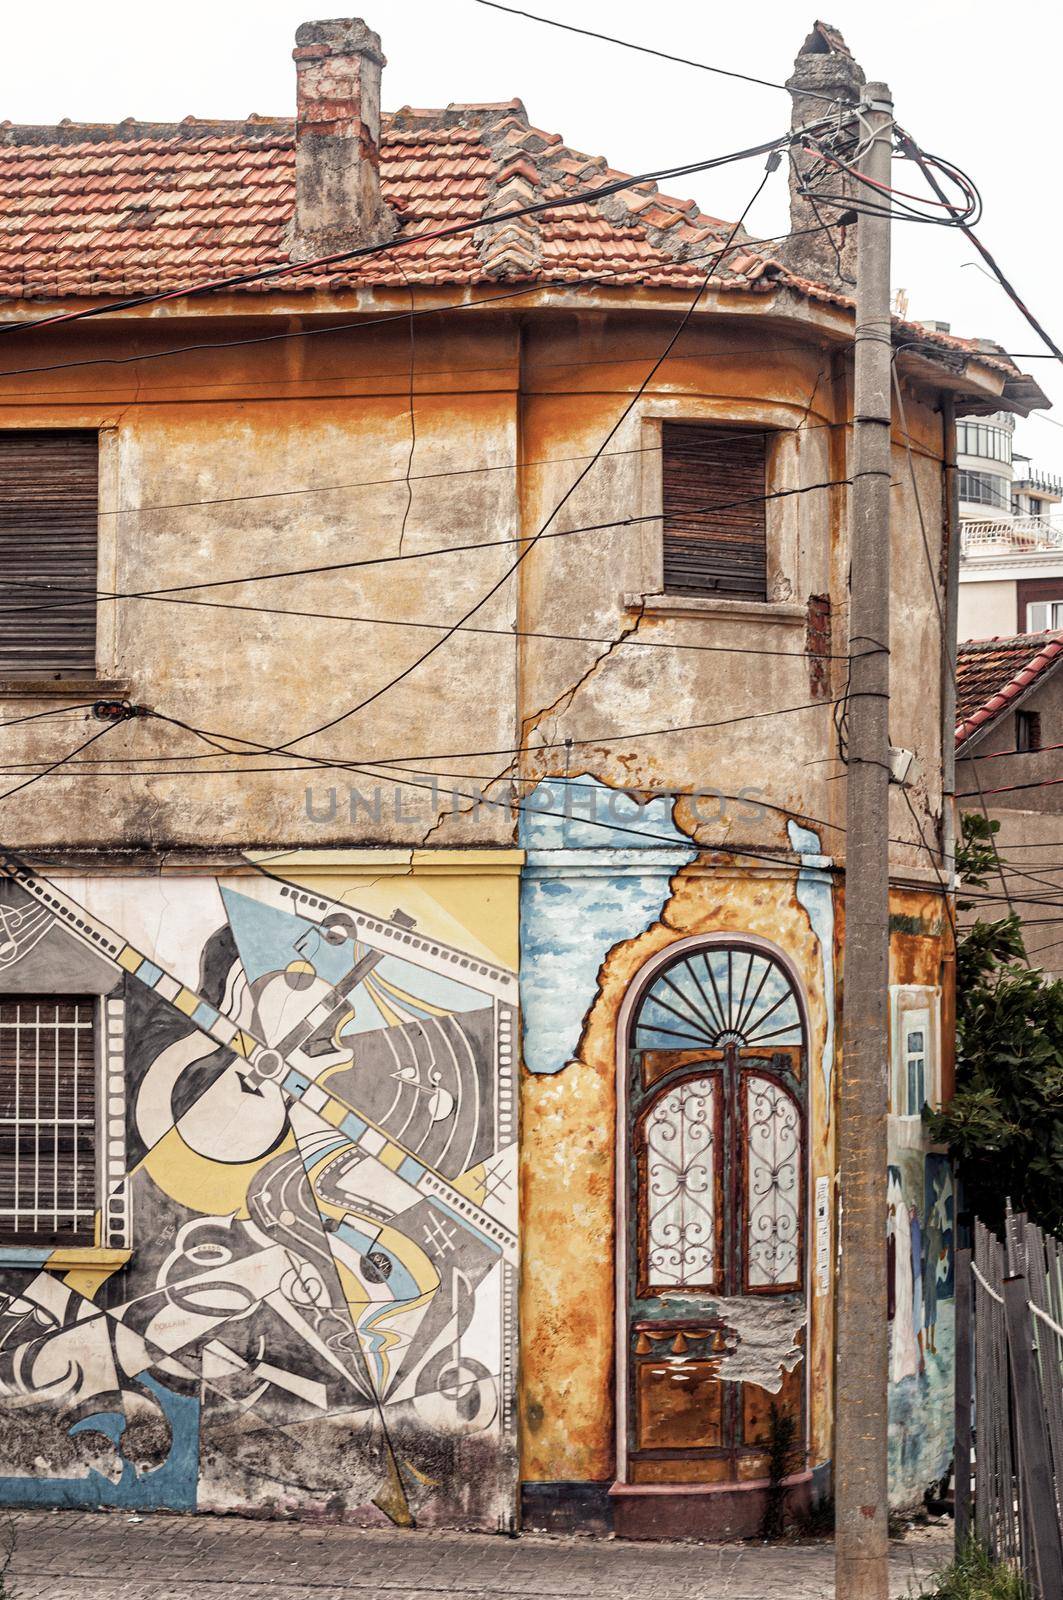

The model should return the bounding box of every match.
[5,0,1062,475]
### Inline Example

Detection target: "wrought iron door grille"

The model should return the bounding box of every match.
[0,997,97,1245]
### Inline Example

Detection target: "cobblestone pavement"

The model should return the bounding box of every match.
[5,1510,950,1599]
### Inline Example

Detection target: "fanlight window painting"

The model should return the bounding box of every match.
[633,946,803,1053]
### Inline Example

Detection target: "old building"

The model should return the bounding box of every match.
[956,634,1063,975]
[0,17,1047,1538]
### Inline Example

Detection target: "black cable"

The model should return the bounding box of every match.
[472,1,843,104]
[252,159,788,756]
[0,595,853,665]
[0,216,837,386]
[900,785,957,945]
[0,690,957,877]
[0,702,100,729]
[0,478,852,621]
[0,718,120,803]
[0,695,845,778]
[53,695,946,874]
[1,132,813,339]
[899,130,1063,367]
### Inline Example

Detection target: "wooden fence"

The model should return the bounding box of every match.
[955,1212,1063,1597]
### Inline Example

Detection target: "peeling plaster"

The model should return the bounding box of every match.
[519,777,695,1076]
[659,1293,805,1391]
[788,820,836,1110]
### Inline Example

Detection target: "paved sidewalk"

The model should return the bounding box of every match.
[4,1509,949,1599]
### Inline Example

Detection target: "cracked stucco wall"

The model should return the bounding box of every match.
[519,852,838,1486]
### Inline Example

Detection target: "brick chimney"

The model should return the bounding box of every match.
[782,21,866,291]
[291,17,396,260]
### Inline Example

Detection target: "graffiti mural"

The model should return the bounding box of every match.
[0,855,518,1526]
[886,981,954,1508]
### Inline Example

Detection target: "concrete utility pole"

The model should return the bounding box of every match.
[835,82,894,1600]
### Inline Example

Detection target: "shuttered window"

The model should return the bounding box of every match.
[0,431,98,676]
[0,997,97,1246]
[662,423,768,600]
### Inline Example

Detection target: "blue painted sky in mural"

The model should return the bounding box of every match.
[220,888,489,1032]
[519,775,695,852]
[519,778,696,1075]
[787,820,836,1107]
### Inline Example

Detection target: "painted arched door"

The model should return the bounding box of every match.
[622,942,807,1486]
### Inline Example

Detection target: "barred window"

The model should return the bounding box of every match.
[0,997,97,1246]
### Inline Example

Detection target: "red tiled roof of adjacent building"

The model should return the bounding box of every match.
[956,633,1063,746]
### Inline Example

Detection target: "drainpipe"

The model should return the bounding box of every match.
[940,396,960,1109]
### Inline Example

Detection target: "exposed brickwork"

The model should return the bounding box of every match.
[806,592,832,698]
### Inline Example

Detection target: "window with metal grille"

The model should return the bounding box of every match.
[661,423,768,600]
[0,431,99,677]
[0,997,97,1246]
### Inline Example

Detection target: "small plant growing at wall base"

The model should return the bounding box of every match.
[912,1537,1028,1600]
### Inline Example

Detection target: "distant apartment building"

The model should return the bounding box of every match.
[951,395,1063,640]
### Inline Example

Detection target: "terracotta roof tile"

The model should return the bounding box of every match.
[956,633,1063,745]
[0,100,1043,400]
[0,105,753,301]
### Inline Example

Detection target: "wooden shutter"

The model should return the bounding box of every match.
[0,997,97,1246]
[662,423,767,600]
[0,431,98,676]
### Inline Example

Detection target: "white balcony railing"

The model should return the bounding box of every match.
[960,516,1063,555]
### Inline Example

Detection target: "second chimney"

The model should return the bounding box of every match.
[291,17,395,259]
[782,22,866,292]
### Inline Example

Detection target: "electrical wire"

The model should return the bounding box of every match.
[0,477,852,622]
[146,158,790,761]
[898,130,1063,367]
[471,0,844,104]
[901,785,957,944]
[0,718,120,803]
[0,695,846,778]
[0,691,960,884]
[0,216,841,386]
[0,132,817,339]
[0,598,850,665]
[957,734,1063,763]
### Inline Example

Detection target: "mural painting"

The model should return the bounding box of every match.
[0,854,518,1527]
[518,779,841,1534]
[887,984,954,1507]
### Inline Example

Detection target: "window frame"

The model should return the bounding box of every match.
[0,994,99,1248]
[1016,709,1042,753]
[660,421,770,604]
[889,987,941,1127]
[0,424,125,698]
[0,984,129,1260]
[631,409,812,625]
